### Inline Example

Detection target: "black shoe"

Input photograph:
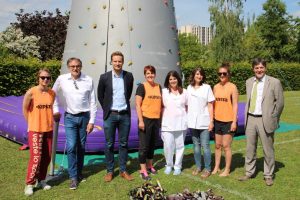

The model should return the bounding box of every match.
[78,176,87,183]
[69,180,78,190]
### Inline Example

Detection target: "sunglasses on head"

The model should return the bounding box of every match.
[218,72,228,76]
[40,76,51,80]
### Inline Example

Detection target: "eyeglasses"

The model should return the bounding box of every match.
[218,72,228,76]
[73,80,79,90]
[69,65,81,69]
[40,76,51,80]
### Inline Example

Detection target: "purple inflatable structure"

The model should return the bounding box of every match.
[0,96,245,153]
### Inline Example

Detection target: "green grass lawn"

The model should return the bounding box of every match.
[0,91,299,200]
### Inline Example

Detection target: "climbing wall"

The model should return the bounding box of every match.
[62,0,180,90]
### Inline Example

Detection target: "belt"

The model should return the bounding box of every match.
[110,110,128,115]
[65,112,88,116]
[248,113,262,117]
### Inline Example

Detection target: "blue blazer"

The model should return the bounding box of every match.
[97,70,134,120]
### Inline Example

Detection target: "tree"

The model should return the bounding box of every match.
[208,0,245,62]
[178,33,209,66]
[242,24,271,62]
[14,9,69,61]
[0,26,41,58]
[255,0,290,61]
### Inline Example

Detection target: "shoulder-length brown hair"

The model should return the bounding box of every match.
[189,67,206,86]
[164,70,183,94]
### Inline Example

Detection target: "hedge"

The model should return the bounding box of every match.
[0,58,61,96]
[0,58,299,96]
[181,61,300,94]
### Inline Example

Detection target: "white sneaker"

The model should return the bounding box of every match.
[164,166,172,175]
[24,185,34,196]
[37,181,52,190]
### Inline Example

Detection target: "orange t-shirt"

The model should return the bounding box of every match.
[141,82,162,119]
[27,86,55,132]
[213,82,237,122]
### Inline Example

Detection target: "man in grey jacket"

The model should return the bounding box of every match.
[238,58,284,186]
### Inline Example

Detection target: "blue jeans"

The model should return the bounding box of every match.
[64,112,89,180]
[104,113,130,173]
[191,129,211,171]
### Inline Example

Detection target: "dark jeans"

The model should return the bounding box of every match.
[64,112,90,180]
[138,117,160,164]
[104,112,130,173]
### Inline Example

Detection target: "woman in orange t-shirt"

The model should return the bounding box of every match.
[135,65,162,181]
[22,68,55,196]
[212,63,238,177]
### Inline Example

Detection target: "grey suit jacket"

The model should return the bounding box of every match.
[245,75,284,133]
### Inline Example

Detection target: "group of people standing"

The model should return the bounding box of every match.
[22,51,284,196]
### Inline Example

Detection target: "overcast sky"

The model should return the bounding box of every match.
[0,0,299,31]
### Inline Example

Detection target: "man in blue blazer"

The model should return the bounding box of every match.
[239,58,284,186]
[97,51,134,182]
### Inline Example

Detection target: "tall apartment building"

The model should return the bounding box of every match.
[179,25,212,45]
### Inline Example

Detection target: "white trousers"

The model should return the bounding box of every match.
[161,130,186,170]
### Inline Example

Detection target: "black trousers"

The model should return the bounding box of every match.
[138,117,160,164]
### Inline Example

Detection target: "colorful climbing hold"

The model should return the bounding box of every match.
[138,7,142,11]
[121,6,125,11]
[119,42,124,46]
[91,60,96,65]
[111,24,114,29]
[129,26,133,31]
[163,0,168,6]
[128,61,133,66]
[78,25,83,29]
[101,42,106,46]
[138,44,142,49]
[103,5,107,9]
[93,24,97,29]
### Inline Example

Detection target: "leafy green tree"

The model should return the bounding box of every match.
[178,33,209,66]
[14,9,69,61]
[0,26,41,58]
[242,24,271,61]
[255,0,290,61]
[208,0,245,62]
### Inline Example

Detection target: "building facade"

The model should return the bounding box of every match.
[179,25,212,45]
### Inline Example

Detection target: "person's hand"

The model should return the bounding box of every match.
[208,121,214,132]
[230,122,237,132]
[86,123,94,134]
[138,121,145,131]
[53,112,61,122]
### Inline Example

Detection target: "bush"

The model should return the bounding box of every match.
[0,58,61,96]
[181,61,300,94]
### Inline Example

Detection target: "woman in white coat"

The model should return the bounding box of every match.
[161,70,188,175]
[187,67,215,178]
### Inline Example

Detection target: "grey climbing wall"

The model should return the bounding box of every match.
[62,0,180,94]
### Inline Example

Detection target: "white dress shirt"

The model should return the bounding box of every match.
[250,75,266,115]
[53,73,97,124]
[187,84,215,129]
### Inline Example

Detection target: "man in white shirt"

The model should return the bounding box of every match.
[53,57,97,190]
[239,58,284,186]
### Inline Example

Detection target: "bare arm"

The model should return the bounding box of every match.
[135,95,144,131]
[231,85,239,131]
[208,102,214,131]
[22,90,32,123]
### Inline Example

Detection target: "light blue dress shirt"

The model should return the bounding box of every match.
[111,70,127,111]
